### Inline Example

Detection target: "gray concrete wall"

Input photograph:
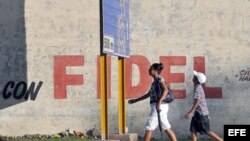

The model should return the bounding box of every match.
[0,0,249,139]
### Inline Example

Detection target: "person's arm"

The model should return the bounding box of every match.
[128,92,150,104]
[184,98,200,119]
[156,81,168,110]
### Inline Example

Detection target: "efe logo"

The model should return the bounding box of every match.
[224,125,250,141]
[228,129,246,136]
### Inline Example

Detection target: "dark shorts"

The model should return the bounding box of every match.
[190,111,210,135]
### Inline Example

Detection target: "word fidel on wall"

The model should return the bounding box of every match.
[54,55,223,100]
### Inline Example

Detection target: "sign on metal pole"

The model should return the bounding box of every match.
[102,0,130,58]
[100,0,130,138]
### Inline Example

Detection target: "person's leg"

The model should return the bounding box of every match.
[160,104,177,141]
[144,130,152,141]
[207,131,223,141]
[191,132,197,141]
[144,104,158,141]
[165,128,177,141]
[201,115,223,141]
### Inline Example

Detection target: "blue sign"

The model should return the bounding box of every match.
[102,0,130,58]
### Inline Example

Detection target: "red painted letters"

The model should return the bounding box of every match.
[160,56,186,99]
[125,55,151,99]
[54,56,84,99]
[53,55,222,100]
[194,57,222,98]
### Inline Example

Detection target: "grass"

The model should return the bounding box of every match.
[7,137,91,141]
[47,139,211,141]
[7,139,212,141]
[6,138,212,141]
[4,136,213,141]
[5,137,213,141]
[46,137,89,141]
[47,138,90,141]
[138,139,212,141]
[138,136,212,141]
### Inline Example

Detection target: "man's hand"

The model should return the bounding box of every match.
[184,112,192,119]
[128,99,137,104]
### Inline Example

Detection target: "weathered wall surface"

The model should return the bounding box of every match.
[127,0,250,138]
[0,0,249,139]
[0,0,101,136]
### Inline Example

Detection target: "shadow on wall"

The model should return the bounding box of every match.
[0,0,27,109]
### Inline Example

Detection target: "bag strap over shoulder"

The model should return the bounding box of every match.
[156,77,175,103]
[155,76,171,90]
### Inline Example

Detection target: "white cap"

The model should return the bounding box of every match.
[193,71,206,84]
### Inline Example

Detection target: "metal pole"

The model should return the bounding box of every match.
[118,57,126,134]
[100,55,109,140]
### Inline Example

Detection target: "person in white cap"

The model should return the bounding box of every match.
[184,71,223,141]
